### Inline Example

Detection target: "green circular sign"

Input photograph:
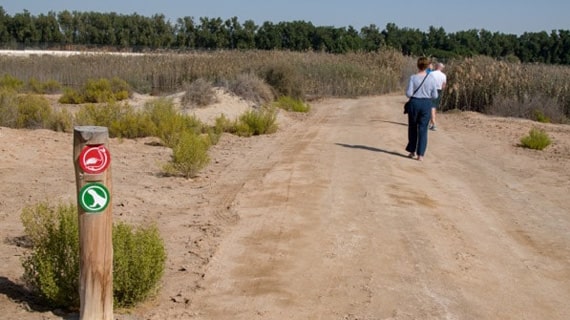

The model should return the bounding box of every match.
[79,183,110,213]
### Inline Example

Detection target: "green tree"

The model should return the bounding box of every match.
[35,12,63,44]
[8,10,38,45]
[174,16,197,48]
[360,24,384,52]
[280,21,313,51]
[255,21,283,50]
[0,6,12,44]
[195,17,229,49]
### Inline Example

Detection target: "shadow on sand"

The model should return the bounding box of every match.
[335,143,410,159]
[370,119,408,127]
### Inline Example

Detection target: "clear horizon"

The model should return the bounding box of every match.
[2,0,570,35]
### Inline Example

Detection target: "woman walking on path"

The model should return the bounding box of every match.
[405,57,439,161]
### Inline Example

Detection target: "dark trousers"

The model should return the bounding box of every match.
[405,98,432,156]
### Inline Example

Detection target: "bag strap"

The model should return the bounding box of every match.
[411,74,429,98]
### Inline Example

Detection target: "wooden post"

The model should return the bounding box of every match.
[73,126,113,320]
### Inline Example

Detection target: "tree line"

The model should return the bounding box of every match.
[1,7,570,64]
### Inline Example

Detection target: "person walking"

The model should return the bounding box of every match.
[429,62,447,130]
[405,57,439,161]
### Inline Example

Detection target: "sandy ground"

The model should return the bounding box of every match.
[1,94,569,320]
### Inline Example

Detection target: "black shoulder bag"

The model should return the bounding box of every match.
[404,74,429,114]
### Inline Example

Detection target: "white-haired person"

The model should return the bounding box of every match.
[429,62,446,131]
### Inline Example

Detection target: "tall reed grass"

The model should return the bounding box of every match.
[3,51,569,123]
[442,56,570,123]
[0,49,406,98]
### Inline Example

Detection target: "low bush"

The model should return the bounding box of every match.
[21,201,167,310]
[75,103,120,129]
[84,78,116,103]
[145,98,204,147]
[16,94,53,129]
[520,127,552,150]
[163,131,211,178]
[110,77,132,100]
[273,96,310,112]
[59,87,85,104]
[21,201,80,308]
[181,78,218,108]
[113,222,166,308]
[235,107,278,136]
[75,102,155,138]
[59,77,131,104]
[49,108,74,132]
[532,110,550,123]
[108,107,155,139]
[214,114,234,134]
[0,88,18,127]
[28,78,62,94]
[0,74,24,91]
[226,73,274,106]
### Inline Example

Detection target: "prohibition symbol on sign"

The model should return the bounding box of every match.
[79,145,110,174]
[79,183,110,213]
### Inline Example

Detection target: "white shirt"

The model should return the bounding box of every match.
[430,70,447,90]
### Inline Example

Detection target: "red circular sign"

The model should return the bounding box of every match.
[79,145,110,174]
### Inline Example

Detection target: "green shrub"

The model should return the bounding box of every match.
[84,78,116,103]
[236,107,278,136]
[17,94,53,129]
[0,88,18,127]
[76,102,154,138]
[59,77,131,104]
[214,114,234,134]
[59,87,85,104]
[49,108,74,132]
[20,201,60,247]
[109,108,155,139]
[273,96,310,112]
[113,222,166,308]
[110,77,132,100]
[181,78,218,108]
[21,201,167,310]
[0,74,24,91]
[533,110,551,123]
[75,103,119,128]
[41,79,63,94]
[145,99,184,148]
[28,78,44,94]
[145,98,204,147]
[21,201,80,308]
[520,128,552,150]
[163,131,211,178]
[28,78,62,94]
[203,114,234,145]
[233,120,253,137]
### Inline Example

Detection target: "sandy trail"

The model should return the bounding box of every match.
[1,94,569,320]
[188,95,570,320]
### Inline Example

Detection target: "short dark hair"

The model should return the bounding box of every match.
[417,57,431,71]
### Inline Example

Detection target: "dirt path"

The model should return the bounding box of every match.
[1,95,569,319]
[187,95,570,320]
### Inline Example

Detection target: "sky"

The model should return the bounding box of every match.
[2,0,570,35]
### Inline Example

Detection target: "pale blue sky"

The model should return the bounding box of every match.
[2,0,569,35]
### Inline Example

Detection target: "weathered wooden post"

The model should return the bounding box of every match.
[73,126,113,320]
